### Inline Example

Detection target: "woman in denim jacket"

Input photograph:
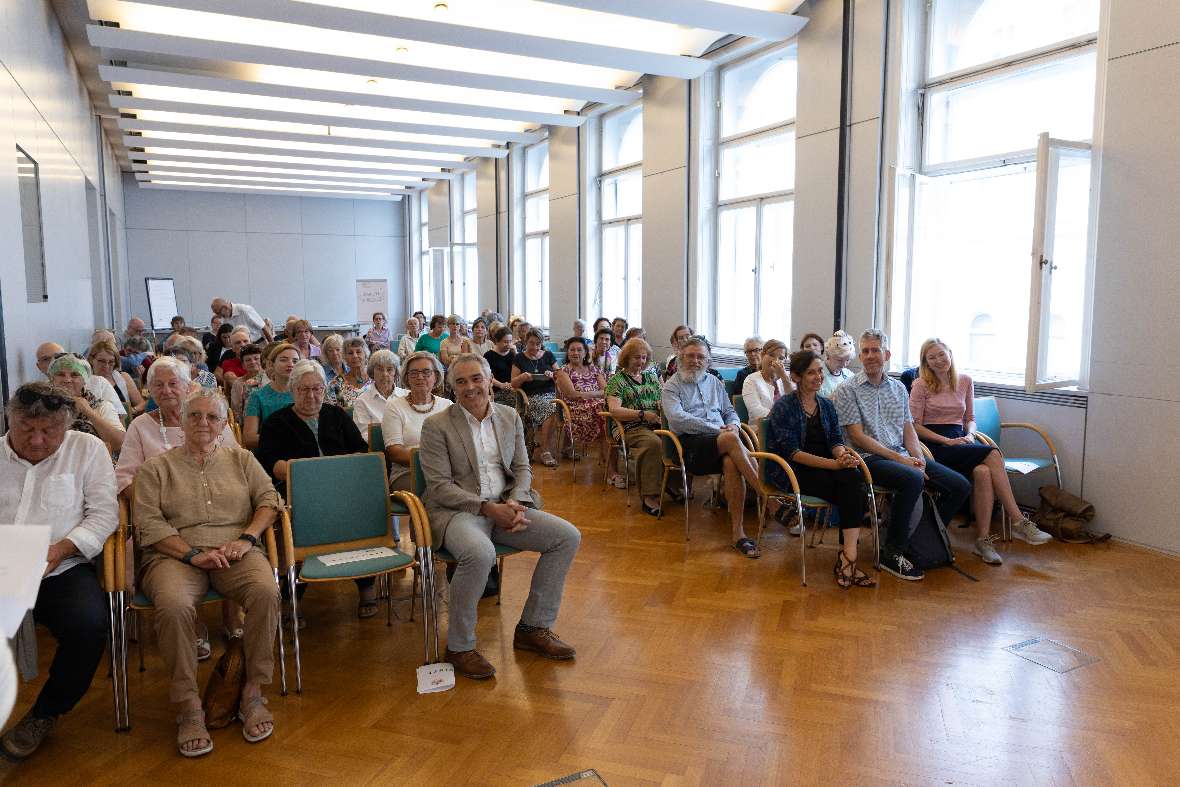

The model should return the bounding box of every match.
[766,350,875,588]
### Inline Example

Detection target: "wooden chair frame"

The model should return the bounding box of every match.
[652,427,756,542]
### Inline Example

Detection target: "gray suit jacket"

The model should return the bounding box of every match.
[418,401,540,544]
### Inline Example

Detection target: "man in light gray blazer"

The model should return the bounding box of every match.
[419,353,581,680]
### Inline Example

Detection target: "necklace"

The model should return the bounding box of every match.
[157,408,176,450]
[407,394,436,414]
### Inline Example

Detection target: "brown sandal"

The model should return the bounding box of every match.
[835,552,877,589]
[176,709,213,758]
[238,696,274,743]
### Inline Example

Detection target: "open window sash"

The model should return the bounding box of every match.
[1025,132,1093,392]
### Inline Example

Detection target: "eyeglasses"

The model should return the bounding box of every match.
[185,412,224,423]
[294,385,325,395]
[745,347,764,354]
[15,388,72,410]
[406,369,435,379]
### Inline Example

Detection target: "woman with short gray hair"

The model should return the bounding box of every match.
[326,336,369,409]
[352,349,407,434]
[382,351,451,492]
[48,354,125,452]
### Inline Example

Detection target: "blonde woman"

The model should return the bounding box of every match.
[319,334,346,383]
[909,338,1051,564]
[440,314,471,366]
[818,330,856,398]
[87,340,145,415]
[740,338,793,422]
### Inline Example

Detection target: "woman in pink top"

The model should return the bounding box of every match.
[910,339,1051,565]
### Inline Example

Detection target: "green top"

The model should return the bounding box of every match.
[245,384,294,423]
[605,369,662,432]
[414,332,449,355]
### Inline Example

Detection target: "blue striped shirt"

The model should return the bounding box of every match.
[833,372,912,457]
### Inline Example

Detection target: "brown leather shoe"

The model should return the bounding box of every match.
[444,648,496,680]
[1,712,55,761]
[513,626,576,660]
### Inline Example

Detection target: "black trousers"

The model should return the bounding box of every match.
[789,464,867,529]
[30,563,108,719]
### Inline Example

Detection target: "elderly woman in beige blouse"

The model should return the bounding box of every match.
[134,388,281,758]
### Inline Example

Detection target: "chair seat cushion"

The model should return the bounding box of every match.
[1004,457,1054,474]
[299,550,414,581]
[435,543,521,564]
[133,589,224,608]
[799,495,831,508]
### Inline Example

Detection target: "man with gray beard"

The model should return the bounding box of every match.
[660,337,764,558]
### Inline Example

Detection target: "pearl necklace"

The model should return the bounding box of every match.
[407,394,436,414]
[157,408,176,450]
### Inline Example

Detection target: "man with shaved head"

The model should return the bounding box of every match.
[35,341,125,416]
[210,298,271,344]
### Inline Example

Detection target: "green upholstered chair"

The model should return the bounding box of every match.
[973,396,1062,540]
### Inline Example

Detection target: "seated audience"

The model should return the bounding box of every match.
[554,337,606,458]
[419,353,581,680]
[0,383,117,761]
[662,337,763,557]
[440,314,471,366]
[819,331,856,398]
[120,335,154,380]
[605,338,666,513]
[398,316,421,360]
[799,332,825,357]
[210,297,271,343]
[121,317,147,348]
[571,318,587,340]
[319,334,346,383]
[326,337,369,409]
[383,351,451,492]
[37,341,125,415]
[834,329,971,581]
[592,317,611,337]
[512,329,561,467]
[741,339,793,422]
[215,328,251,386]
[87,340,145,416]
[590,328,619,377]
[229,344,265,426]
[910,338,1051,564]
[412,311,428,329]
[48,354,125,452]
[167,336,218,390]
[352,349,406,435]
[484,327,519,407]
[201,315,223,361]
[733,337,763,395]
[767,351,874,588]
[364,312,391,351]
[208,324,234,373]
[289,320,320,360]
[611,317,628,347]
[243,343,300,450]
[622,326,646,343]
[661,324,694,381]
[468,318,493,357]
[513,321,532,352]
[414,315,448,356]
[133,389,280,756]
[256,361,377,618]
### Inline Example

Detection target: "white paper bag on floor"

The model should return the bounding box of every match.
[416,663,455,694]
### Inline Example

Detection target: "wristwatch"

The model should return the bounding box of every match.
[181,547,202,565]
[238,532,259,547]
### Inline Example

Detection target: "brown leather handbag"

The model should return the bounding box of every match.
[202,635,245,728]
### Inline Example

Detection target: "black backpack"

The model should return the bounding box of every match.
[904,491,978,581]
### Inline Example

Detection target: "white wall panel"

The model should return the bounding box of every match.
[643,76,688,177]
[795,0,844,138]
[354,199,401,237]
[301,197,354,236]
[851,0,887,125]
[1106,0,1180,59]
[247,233,305,321]
[477,213,499,311]
[301,234,357,323]
[127,228,191,320]
[548,193,579,332]
[843,118,882,335]
[641,167,688,357]
[791,129,838,338]
[245,194,302,234]
[188,231,249,315]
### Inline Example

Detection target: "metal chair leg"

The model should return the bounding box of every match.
[286,566,303,694]
[656,468,669,519]
[798,497,808,587]
[495,557,505,606]
[409,565,417,623]
[867,486,881,570]
[137,610,146,673]
[386,573,394,627]
[272,567,288,697]
[117,592,129,729]
[683,470,691,541]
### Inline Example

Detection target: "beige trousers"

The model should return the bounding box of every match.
[140,550,279,704]
[626,427,665,497]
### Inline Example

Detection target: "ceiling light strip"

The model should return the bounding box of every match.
[118,0,710,79]
[118,118,506,157]
[98,65,583,127]
[109,95,544,143]
[123,135,473,168]
[537,0,809,40]
[131,162,425,184]
[139,181,404,200]
[129,151,458,178]
[134,170,415,192]
[87,25,639,105]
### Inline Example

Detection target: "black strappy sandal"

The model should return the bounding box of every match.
[835,551,876,589]
[734,538,761,559]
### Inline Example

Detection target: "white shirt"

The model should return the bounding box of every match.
[381,395,451,482]
[230,302,267,342]
[396,334,419,361]
[742,371,787,422]
[84,374,126,416]
[352,384,408,433]
[0,431,118,577]
[460,404,507,502]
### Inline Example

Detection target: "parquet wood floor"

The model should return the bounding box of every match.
[5,461,1180,786]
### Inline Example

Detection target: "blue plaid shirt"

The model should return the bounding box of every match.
[833,372,912,457]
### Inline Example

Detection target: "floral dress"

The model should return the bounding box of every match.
[563,365,604,443]
[327,374,368,410]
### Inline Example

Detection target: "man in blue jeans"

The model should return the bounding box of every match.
[834,330,970,581]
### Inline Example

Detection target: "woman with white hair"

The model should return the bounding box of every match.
[571,319,587,340]
[319,334,346,384]
[326,336,370,409]
[819,330,856,398]
[47,354,126,452]
[382,351,451,492]
[134,388,281,756]
[397,316,421,361]
[352,349,407,433]
[166,335,219,391]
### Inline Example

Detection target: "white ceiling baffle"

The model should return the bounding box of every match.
[79,0,806,199]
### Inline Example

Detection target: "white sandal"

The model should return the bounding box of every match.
[238,696,274,743]
[176,709,213,758]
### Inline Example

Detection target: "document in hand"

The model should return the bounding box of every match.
[0,525,52,638]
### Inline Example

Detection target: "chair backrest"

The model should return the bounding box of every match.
[288,453,390,548]
[974,396,1001,445]
[367,423,384,452]
[757,418,774,484]
[553,351,567,366]
[733,394,749,424]
[410,448,427,497]
[717,366,739,382]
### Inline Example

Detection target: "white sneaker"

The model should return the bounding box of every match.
[788,523,803,536]
[1012,517,1052,545]
[974,536,1003,565]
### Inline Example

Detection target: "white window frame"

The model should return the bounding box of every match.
[518,140,550,328]
[710,44,797,349]
[598,104,643,327]
[888,1,1100,390]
